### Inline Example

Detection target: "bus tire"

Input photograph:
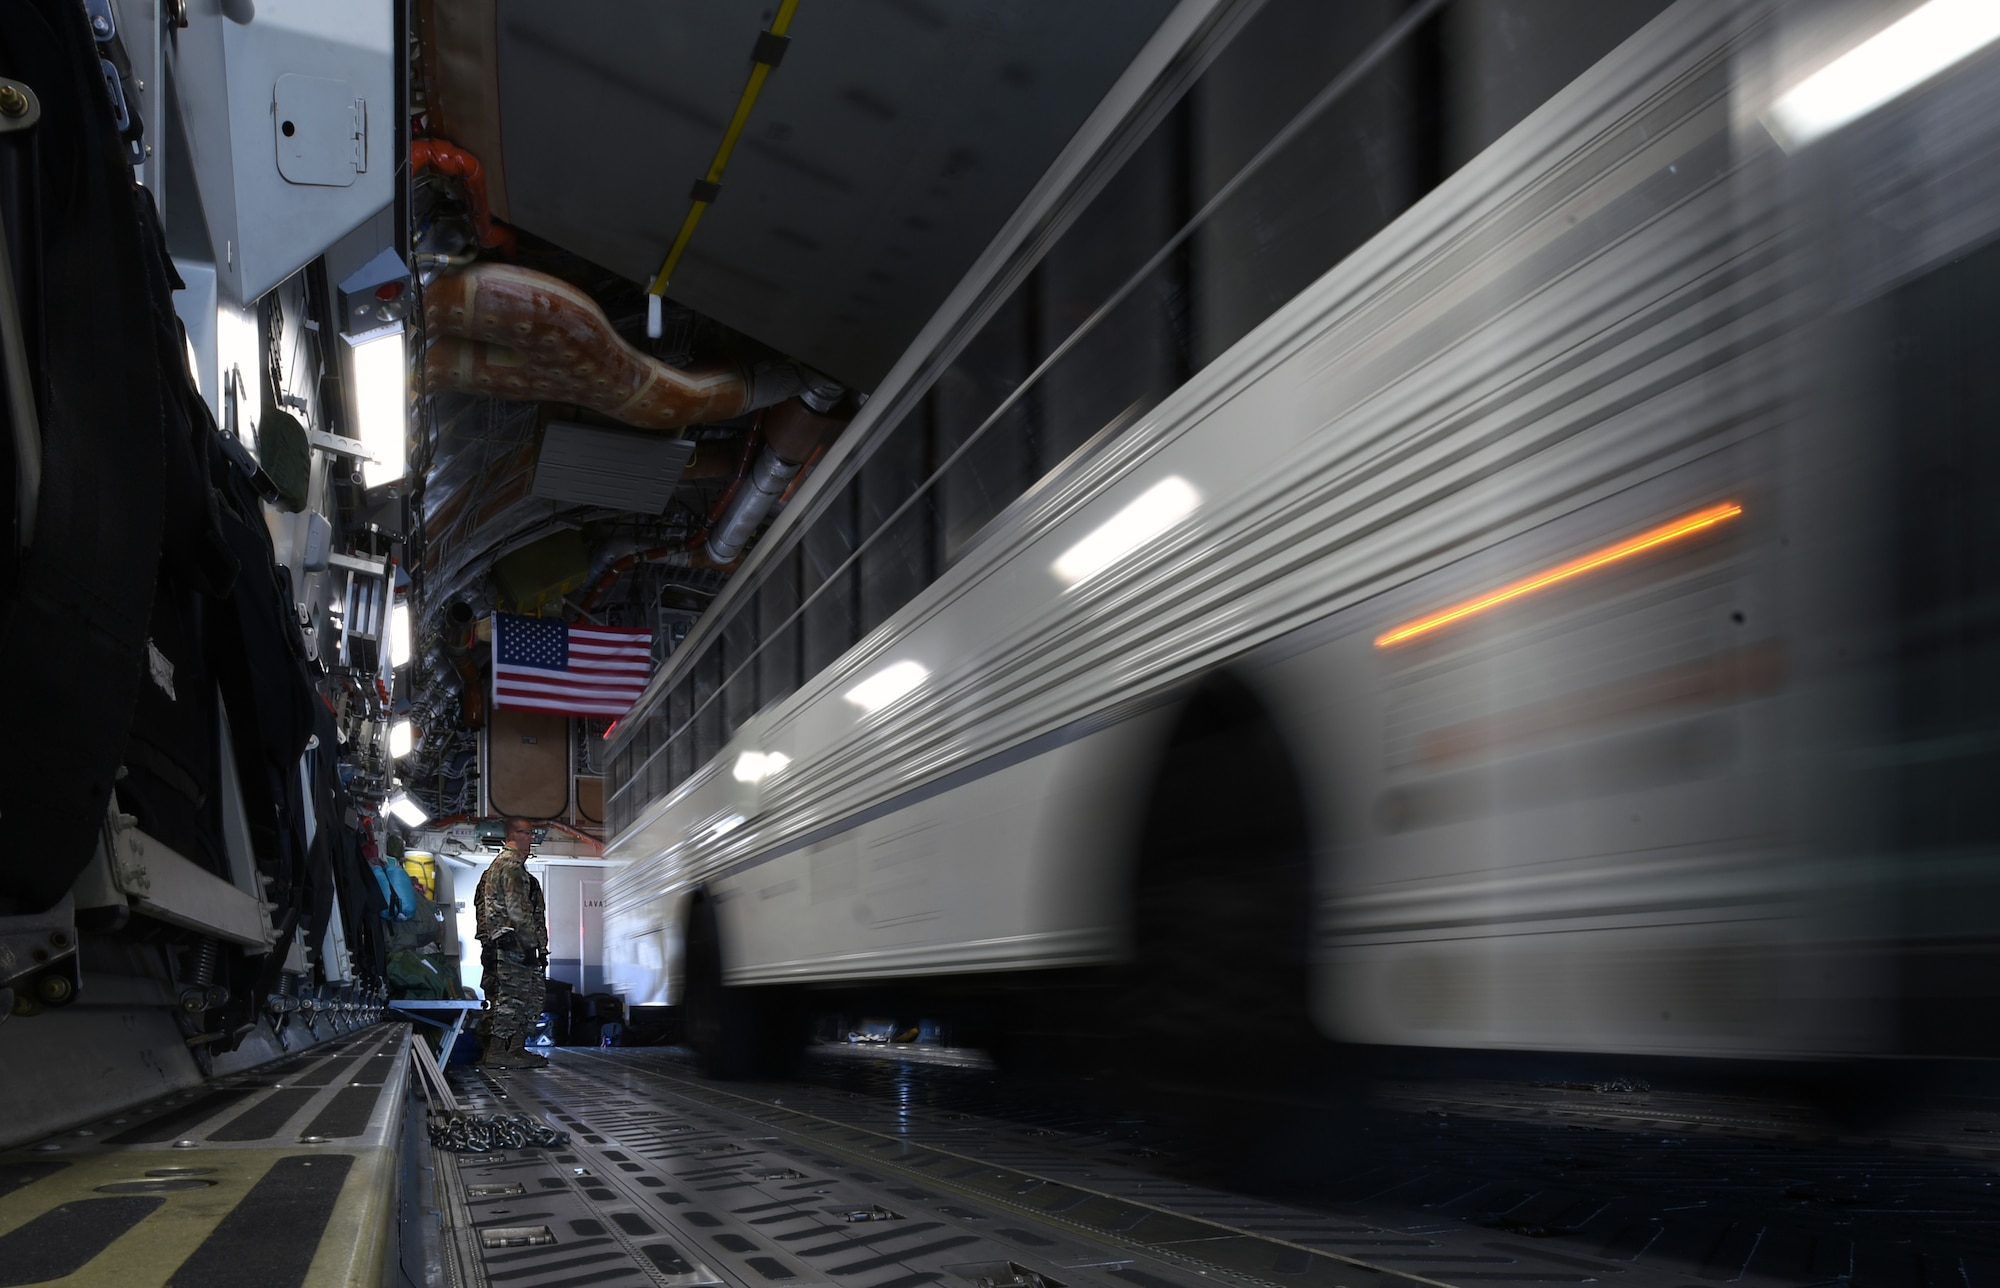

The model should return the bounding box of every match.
[684,894,803,1079]
[1126,675,1324,1092]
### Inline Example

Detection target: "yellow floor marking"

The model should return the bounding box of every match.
[0,1144,395,1288]
[302,1145,398,1288]
[0,1148,287,1287]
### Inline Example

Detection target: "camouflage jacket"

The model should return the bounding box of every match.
[474,847,547,952]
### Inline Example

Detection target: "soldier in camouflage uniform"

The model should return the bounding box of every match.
[475,818,549,1069]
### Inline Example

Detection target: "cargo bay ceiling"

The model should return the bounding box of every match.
[423,0,1175,390]
[401,0,1176,823]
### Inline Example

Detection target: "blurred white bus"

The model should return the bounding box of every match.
[604,0,2000,1076]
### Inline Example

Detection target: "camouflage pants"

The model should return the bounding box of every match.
[481,950,546,1045]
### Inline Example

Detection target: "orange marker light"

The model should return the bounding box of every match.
[1374,501,1744,648]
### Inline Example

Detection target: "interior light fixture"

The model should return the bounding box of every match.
[731,750,792,784]
[388,719,414,759]
[1053,475,1200,585]
[346,323,408,487]
[844,660,929,713]
[215,302,260,419]
[1764,0,2000,150]
[389,601,412,668]
[1374,501,1743,648]
[385,792,429,828]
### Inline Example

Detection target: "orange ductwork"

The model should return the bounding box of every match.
[424,263,807,430]
[577,544,701,612]
[412,138,516,256]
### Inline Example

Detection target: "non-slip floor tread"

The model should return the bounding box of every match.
[104,1090,254,1144]
[207,1088,321,1142]
[0,1196,164,1286]
[300,1084,386,1139]
[165,1154,355,1288]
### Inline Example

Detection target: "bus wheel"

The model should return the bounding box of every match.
[1127,675,1325,1094]
[684,894,802,1079]
[1123,676,1353,1183]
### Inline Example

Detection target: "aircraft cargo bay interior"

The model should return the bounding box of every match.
[4,1,2000,1285]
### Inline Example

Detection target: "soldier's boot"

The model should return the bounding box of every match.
[512,1033,548,1067]
[482,1030,534,1070]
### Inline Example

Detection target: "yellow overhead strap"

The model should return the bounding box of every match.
[645,0,801,330]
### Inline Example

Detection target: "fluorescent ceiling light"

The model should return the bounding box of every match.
[1052,476,1200,585]
[347,324,407,487]
[731,750,791,784]
[1765,0,2000,150]
[388,719,414,759]
[385,792,429,827]
[215,302,260,415]
[389,601,412,668]
[844,660,928,713]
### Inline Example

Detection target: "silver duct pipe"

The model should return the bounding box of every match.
[703,380,846,565]
[705,450,802,563]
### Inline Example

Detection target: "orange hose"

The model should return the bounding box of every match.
[545,820,604,852]
[411,138,517,255]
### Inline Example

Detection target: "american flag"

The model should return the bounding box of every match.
[492,613,653,718]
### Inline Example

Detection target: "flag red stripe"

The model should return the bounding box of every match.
[496,677,647,699]
[493,691,640,712]
[494,698,637,717]
[568,640,652,656]
[495,689,645,707]
[491,614,653,718]
[495,662,648,683]
[494,680,646,698]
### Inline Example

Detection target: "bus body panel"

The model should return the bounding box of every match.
[603,0,1998,1058]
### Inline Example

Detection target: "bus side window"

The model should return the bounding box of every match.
[629,705,651,796]
[803,476,861,676]
[693,645,723,770]
[669,678,693,790]
[1037,103,1190,466]
[937,284,1039,566]
[723,603,759,740]
[607,747,629,836]
[641,701,669,806]
[860,398,937,635]
[758,548,803,713]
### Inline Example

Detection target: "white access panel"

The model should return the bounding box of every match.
[273,73,365,187]
[171,0,395,304]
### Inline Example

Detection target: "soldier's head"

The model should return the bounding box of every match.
[503,818,536,853]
